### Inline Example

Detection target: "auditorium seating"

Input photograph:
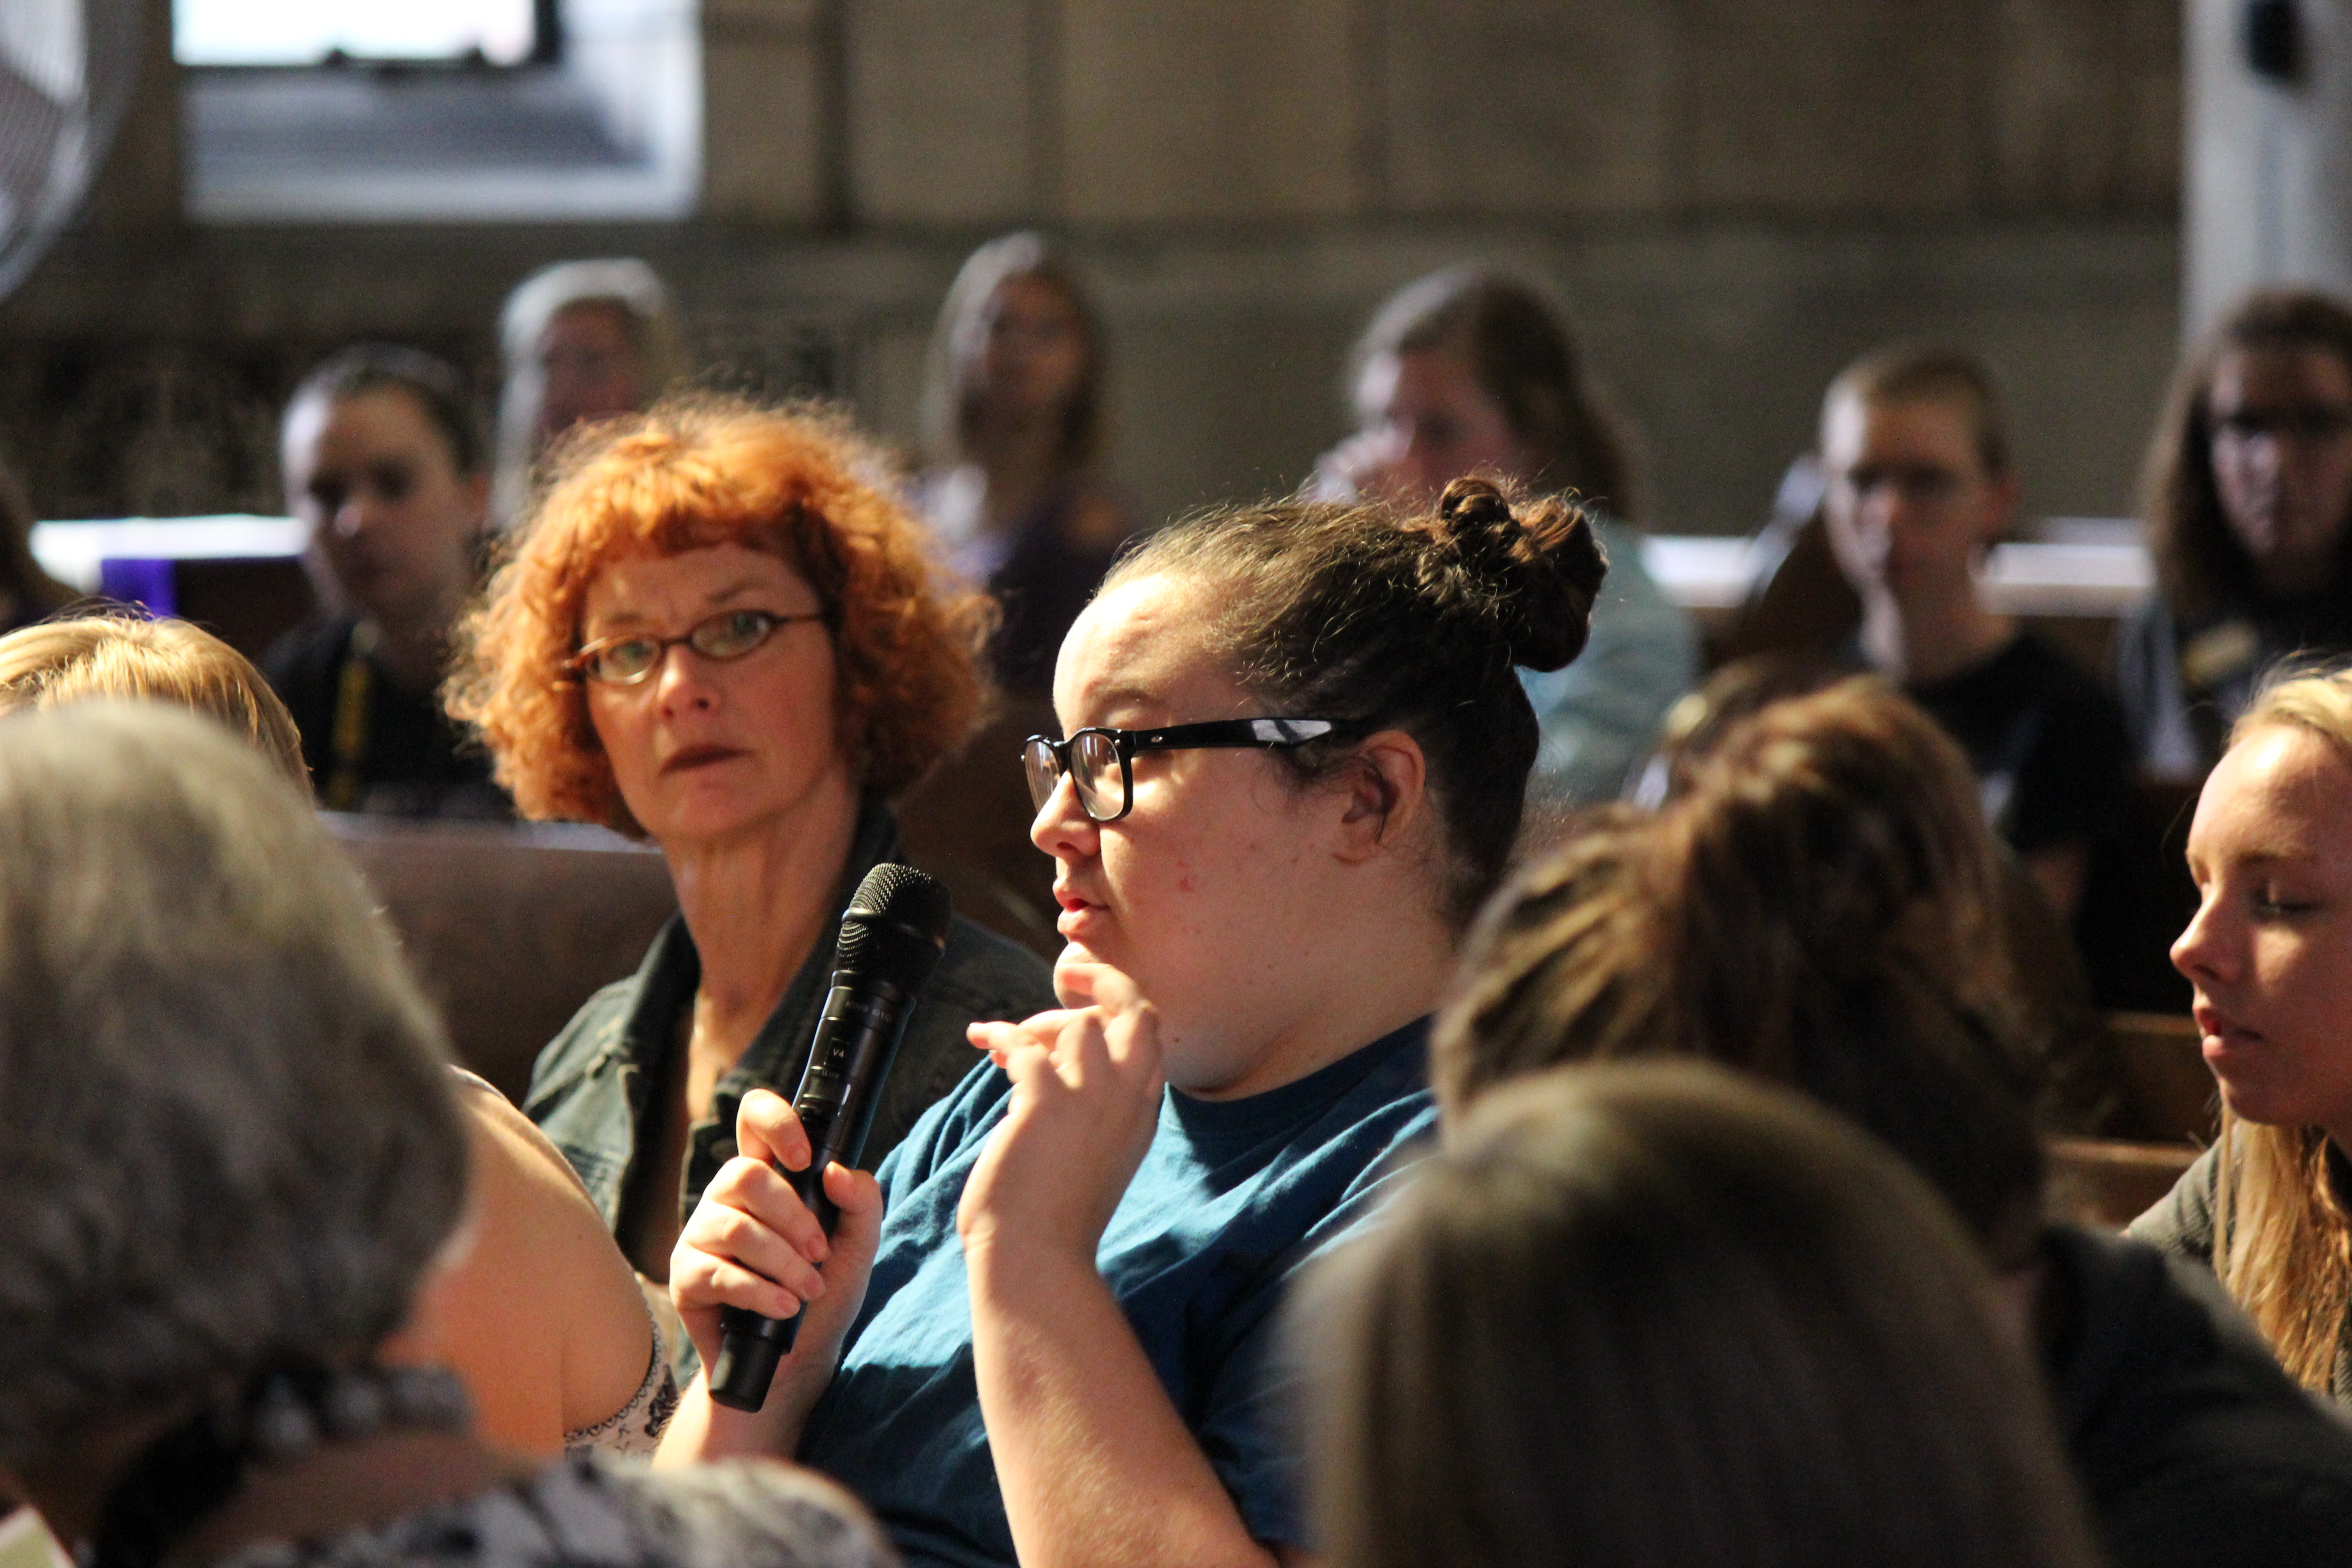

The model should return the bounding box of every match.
[326,814,677,1101]
[328,794,1060,1104]
[895,696,1062,963]
[2102,1010,2217,1146]
[2043,1011,2210,1230]
[2048,1136,2201,1229]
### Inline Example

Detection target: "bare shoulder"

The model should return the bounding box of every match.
[443,1068,656,1443]
[452,1069,597,1201]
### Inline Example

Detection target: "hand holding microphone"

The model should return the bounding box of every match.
[680,863,951,1414]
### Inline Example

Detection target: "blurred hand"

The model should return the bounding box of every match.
[1307,427,1407,505]
[668,1088,883,1385]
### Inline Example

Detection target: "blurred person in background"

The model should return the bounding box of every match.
[1437,677,2352,1568]
[0,612,676,1459]
[266,345,504,817]
[914,232,1133,700]
[2123,290,2352,779]
[0,705,891,1568]
[1312,265,1697,806]
[449,396,1054,1303]
[1632,654,2121,1131]
[2133,666,2352,1403]
[1293,1061,2104,1568]
[495,259,682,527]
[1817,343,2131,929]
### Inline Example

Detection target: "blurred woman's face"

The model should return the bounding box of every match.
[1351,348,1538,501]
[1032,572,1341,1097]
[580,543,850,848]
[2207,344,2352,597]
[2174,723,2352,1142]
[534,301,649,449]
[969,274,1088,426]
[284,387,485,632]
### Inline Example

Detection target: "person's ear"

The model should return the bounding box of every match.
[1333,729,1428,863]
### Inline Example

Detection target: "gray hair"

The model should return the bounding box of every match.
[0,705,466,1467]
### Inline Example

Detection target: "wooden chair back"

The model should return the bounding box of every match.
[328,815,677,1102]
[895,697,1062,962]
[2048,1136,2200,1229]
[2101,1010,2216,1146]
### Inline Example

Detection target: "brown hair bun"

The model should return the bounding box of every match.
[1432,477,1607,674]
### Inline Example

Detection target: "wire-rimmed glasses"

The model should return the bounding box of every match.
[566,608,823,685]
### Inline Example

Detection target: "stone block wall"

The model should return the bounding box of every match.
[0,0,2188,535]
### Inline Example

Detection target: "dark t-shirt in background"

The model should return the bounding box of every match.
[262,613,505,817]
[1904,630,2133,859]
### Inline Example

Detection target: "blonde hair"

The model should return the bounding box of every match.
[0,615,310,792]
[2210,667,2352,1390]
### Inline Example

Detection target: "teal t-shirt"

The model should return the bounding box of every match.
[796,1018,1437,1568]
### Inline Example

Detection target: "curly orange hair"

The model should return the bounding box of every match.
[447,396,990,834]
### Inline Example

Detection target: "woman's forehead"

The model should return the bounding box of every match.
[1057,575,1233,719]
[2199,725,2352,858]
[582,543,811,621]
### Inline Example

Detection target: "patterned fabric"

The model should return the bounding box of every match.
[563,1338,679,1459]
[206,1452,896,1568]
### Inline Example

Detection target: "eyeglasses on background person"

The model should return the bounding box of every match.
[566,608,823,685]
[1023,716,1349,822]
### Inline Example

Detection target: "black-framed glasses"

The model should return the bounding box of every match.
[1024,717,1351,823]
[566,608,823,686]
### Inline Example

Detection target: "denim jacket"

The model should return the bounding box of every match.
[524,793,1059,1232]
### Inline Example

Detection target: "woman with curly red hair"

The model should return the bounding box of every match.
[449,395,1055,1294]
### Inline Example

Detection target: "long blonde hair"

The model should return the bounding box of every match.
[2212,669,2352,1390]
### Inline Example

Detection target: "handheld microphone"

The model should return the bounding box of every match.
[707,862,951,1412]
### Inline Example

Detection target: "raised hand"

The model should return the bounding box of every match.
[960,964,1164,1267]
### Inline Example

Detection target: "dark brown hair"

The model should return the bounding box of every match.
[1106,476,1605,928]
[1436,677,2047,1263]
[2144,289,2352,622]
[1824,342,2010,476]
[1294,1061,2103,1568]
[924,230,1107,472]
[1353,266,1640,520]
[286,343,484,476]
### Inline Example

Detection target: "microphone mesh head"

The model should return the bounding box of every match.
[833,862,953,976]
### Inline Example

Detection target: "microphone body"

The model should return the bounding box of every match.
[707,863,950,1412]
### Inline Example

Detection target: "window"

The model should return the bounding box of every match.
[174,2,543,68]
[177,0,700,222]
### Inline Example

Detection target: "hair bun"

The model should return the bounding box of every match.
[1435,477,1607,673]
